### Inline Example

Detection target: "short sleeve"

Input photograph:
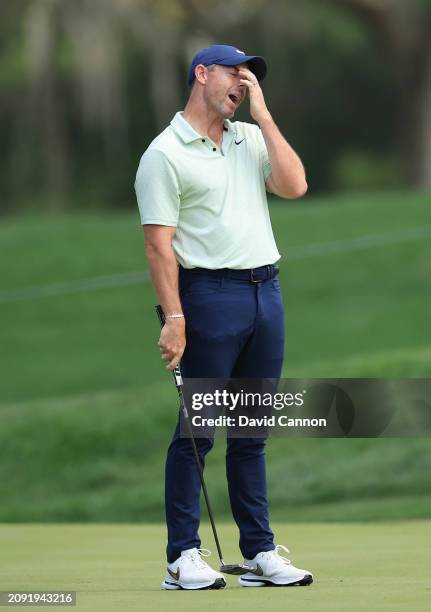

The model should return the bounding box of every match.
[134,148,180,226]
[255,126,272,181]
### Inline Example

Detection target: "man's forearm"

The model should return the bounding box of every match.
[237,67,306,199]
[258,116,307,198]
[145,244,183,316]
[143,227,185,371]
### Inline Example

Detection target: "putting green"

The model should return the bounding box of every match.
[1,521,430,611]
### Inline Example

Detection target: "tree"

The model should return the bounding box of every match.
[16,0,265,209]
[324,0,431,189]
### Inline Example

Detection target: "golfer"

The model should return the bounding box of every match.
[135,44,313,590]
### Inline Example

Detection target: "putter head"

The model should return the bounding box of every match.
[220,563,254,575]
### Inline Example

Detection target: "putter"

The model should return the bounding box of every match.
[155,304,254,576]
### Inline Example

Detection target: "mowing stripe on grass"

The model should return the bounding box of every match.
[0,271,150,303]
[1,225,430,304]
[287,224,431,259]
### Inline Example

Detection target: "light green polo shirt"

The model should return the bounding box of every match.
[134,111,281,269]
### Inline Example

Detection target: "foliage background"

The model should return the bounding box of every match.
[1,0,431,214]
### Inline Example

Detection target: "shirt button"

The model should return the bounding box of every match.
[201,138,205,142]
[212,147,216,152]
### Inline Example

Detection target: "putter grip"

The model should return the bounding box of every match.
[155,304,183,387]
[155,304,166,328]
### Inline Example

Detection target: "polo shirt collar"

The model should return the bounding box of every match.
[171,112,236,144]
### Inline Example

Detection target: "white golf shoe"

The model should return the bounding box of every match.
[238,544,313,587]
[161,547,226,590]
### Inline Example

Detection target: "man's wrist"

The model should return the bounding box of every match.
[165,313,185,324]
[256,111,273,126]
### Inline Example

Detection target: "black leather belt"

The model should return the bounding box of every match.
[179,264,279,284]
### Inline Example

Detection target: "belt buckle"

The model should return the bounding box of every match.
[250,268,263,283]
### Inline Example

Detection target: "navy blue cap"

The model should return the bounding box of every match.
[188,44,267,87]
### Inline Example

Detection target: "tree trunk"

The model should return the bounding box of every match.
[25,0,70,210]
[324,0,431,191]
[415,48,431,189]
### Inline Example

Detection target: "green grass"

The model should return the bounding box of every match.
[1,191,430,404]
[1,383,431,522]
[1,191,430,522]
[1,522,431,611]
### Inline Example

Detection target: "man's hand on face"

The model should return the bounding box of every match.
[237,67,272,124]
[158,318,186,371]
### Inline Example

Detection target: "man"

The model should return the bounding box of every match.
[135,44,313,590]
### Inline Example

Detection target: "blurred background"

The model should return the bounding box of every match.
[1,0,430,524]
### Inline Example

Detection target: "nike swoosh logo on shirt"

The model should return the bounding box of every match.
[167,567,180,580]
[235,138,245,145]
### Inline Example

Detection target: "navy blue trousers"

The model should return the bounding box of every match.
[165,267,285,563]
